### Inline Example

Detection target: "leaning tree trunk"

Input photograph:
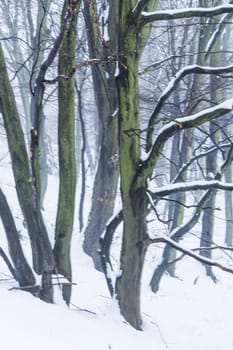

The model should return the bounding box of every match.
[0,42,55,278]
[0,187,36,291]
[200,8,222,278]
[54,0,78,305]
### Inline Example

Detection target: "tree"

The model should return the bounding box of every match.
[54,0,79,305]
[0,0,80,302]
[104,1,233,329]
[82,0,119,271]
[2,0,233,332]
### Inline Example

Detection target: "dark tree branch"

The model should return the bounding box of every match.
[99,210,123,296]
[169,245,233,265]
[43,57,119,84]
[0,246,16,280]
[148,236,233,275]
[173,143,230,183]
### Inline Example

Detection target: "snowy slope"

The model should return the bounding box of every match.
[1,135,233,349]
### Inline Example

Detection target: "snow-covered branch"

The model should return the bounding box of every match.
[136,98,233,188]
[140,4,233,25]
[146,64,233,151]
[151,180,233,198]
[148,236,233,275]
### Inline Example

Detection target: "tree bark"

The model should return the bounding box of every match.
[82,0,119,271]
[0,42,54,276]
[0,187,36,290]
[54,0,78,305]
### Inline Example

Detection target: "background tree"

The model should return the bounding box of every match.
[82,0,119,271]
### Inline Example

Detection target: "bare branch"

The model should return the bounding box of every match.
[148,236,233,275]
[100,210,123,296]
[168,245,233,265]
[43,56,119,85]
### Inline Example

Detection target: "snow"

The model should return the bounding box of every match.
[1,121,233,350]
[0,175,233,350]
[114,61,119,77]
[112,108,119,118]
[2,248,233,349]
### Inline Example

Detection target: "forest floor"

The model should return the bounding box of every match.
[1,153,233,349]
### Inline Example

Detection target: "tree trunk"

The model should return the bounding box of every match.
[54,0,78,304]
[116,192,148,330]
[224,164,233,246]
[82,0,119,271]
[0,42,54,276]
[114,0,157,329]
[0,187,36,290]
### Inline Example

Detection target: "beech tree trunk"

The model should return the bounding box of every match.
[54,0,78,304]
[82,0,119,271]
[115,0,157,329]
[0,42,54,277]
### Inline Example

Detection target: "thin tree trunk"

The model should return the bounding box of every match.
[224,164,233,246]
[0,187,37,291]
[82,0,119,271]
[54,0,78,305]
[0,42,54,277]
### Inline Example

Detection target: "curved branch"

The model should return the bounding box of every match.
[148,236,233,275]
[173,143,230,183]
[99,210,123,296]
[146,63,233,151]
[136,98,233,188]
[140,4,233,25]
[151,179,233,198]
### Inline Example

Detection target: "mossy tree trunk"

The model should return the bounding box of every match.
[115,0,157,330]
[54,0,78,304]
[0,42,55,279]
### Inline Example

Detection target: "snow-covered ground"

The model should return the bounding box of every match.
[1,137,233,350]
[1,250,233,350]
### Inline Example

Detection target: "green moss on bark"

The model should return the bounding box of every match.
[54,0,78,304]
